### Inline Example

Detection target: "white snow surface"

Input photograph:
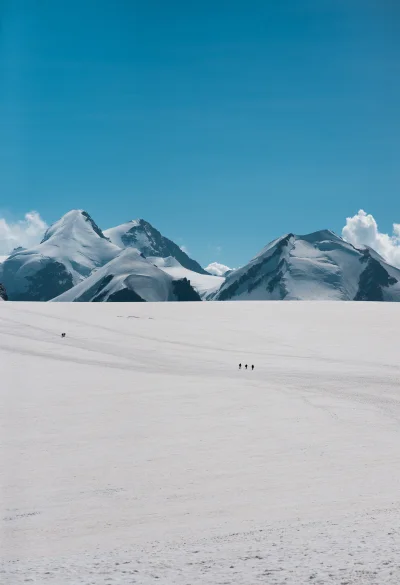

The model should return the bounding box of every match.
[150,256,224,298]
[51,249,185,302]
[2,301,400,584]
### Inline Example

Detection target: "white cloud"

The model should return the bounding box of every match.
[205,262,232,277]
[180,245,189,255]
[0,211,48,255]
[342,210,400,268]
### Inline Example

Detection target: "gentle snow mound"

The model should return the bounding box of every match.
[52,248,201,302]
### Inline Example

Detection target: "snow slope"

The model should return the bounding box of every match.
[104,219,209,275]
[51,248,201,302]
[151,256,224,299]
[0,210,120,301]
[215,229,400,301]
[2,301,400,584]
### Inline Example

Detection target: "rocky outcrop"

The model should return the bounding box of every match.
[172,278,202,301]
[354,250,398,301]
[0,283,8,301]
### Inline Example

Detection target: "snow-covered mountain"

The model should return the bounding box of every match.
[4,211,400,303]
[214,230,400,302]
[0,210,120,301]
[104,219,208,275]
[0,283,7,301]
[52,248,201,303]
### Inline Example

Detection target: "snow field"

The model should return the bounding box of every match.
[1,301,400,584]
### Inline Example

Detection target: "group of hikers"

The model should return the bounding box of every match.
[60,332,256,374]
[239,363,254,371]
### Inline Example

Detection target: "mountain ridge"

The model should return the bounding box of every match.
[2,209,400,303]
[104,219,208,275]
[215,230,400,302]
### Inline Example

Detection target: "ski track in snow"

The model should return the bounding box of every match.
[1,301,400,584]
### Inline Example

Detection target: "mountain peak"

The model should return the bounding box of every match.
[1,209,119,301]
[215,228,400,302]
[294,229,340,243]
[104,219,208,275]
[41,209,107,243]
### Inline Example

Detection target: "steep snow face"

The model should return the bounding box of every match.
[215,230,400,301]
[52,248,201,303]
[0,210,120,301]
[104,219,208,275]
[150,256,224,299]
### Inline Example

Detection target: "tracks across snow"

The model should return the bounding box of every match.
[1,301,400,584]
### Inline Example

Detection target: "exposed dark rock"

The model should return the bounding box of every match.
[9,260,74,301]
[81,211,108,240]
[218,234,293,300]
[172,278,202,301]
[355,251,398,301]
[0,283,8,301]
[75,274,114,302]
[105,288,145,302]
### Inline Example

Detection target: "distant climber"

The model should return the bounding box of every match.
[61,332,66,338]
[245,364,248,370]
[239,363,242,370]
[251,365,254,371]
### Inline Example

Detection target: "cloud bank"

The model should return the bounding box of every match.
[342,210,400,268]
[205,262,232,276]
[0,211,48,256]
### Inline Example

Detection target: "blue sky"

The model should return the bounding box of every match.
[1,0,399,267]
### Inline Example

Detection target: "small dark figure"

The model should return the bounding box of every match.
[239,363,242,370]
[245,364,248,370]
[251,365,254,371]
[61,332,66,338]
